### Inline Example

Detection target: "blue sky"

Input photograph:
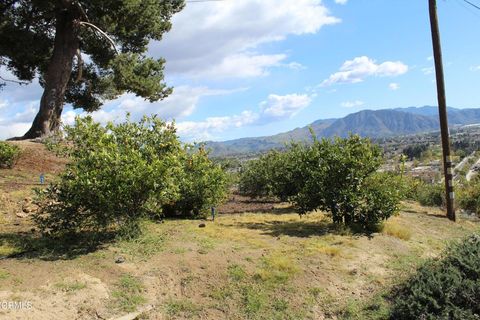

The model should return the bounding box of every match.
[1,0,480,141]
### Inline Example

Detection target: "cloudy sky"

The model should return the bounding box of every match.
[2,0,480,141]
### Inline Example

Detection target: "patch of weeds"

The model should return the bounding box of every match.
[272,298,289,312]
[197,236,216,254]
[303,238,342,257]
[339,293,390,320]
[244,256,253,262]
[0,269,9,280]
[382,220,412,241]
[118,227,167,259]
[309,287,324,299]
[171,247,188,254]
[388,251,422,275]
[209,285,233,302]
[0,243,24,258]
[164,298,200,317]
[180,274,195,289]
[241,285,267,317]
[228,264,246,281]
[55,280,87,293]
[111,274,146,312]
[255,253,299,285]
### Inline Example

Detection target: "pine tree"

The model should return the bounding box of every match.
[0,0,184,139]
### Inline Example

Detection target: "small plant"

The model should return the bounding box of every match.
[112,274,146,312]
[0,269,10,280]
[241,285,267,317]
[55,281,87,292]
[164,298,200,317]
[0,142,20,168]
[228,264,246,281]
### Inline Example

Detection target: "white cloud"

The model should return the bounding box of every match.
[260,94,312,120]
[340,100,364,108]
[152,0,340,79]
[321,56,408,86]
[470,65,480,72]
[177,111,260,141]
[389,82,400,90]
[285,62,307,70]
[177,92,313,141]
[427,56,433,61]
[335,0,348,4]
[422,67,434,75]
[195,53,288,78]
[64,86,248,126]
[0,123,31,140]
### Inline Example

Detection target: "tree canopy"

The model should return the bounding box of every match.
[0,0,185,138]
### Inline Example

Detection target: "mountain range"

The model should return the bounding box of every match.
[206,106,480,157]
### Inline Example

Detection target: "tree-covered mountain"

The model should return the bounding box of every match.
[206,107,480,157]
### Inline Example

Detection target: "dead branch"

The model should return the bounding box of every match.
[74,1,90,22]
[78,21,118,54]
[0,75,29,86]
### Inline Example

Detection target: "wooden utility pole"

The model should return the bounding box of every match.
[429,0,456,221]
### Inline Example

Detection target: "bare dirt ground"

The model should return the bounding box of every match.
[0,142,478,320]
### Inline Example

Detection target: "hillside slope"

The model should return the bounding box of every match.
[207,107,480,157]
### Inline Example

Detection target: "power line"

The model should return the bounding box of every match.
[463,0,480,10]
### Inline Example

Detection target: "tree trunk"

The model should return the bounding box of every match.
[15,8,79,140]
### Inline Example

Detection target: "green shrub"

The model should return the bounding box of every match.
[390,233,480,320]
[238,145,306,201]
[35,115,183,236]
[0,141,20,168]
[163,145,228,218]
[35,115,228,237]
[292,135,399,228]
[239,134,400,229]
[458,177,480,215]
[397,175,424,201]
[417,182,445,207]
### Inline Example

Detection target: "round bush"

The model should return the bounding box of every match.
[390,234,480,320]
[0,141,20,168]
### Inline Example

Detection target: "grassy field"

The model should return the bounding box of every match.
[0,142,479,319]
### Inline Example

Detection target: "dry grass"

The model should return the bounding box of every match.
[382,218,413,240]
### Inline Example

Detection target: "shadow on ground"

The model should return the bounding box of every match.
[0,231,115,261]
[227,219,350,238]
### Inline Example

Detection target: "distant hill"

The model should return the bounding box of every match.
[206,107,480,157]
[322,109,439,138]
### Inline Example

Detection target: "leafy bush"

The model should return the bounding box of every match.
[458,177,480,215]
[0,141,20,168]
[238,145,305,201]
[417,182,445,207]
[238,134,401,229]
[238,152,278,199]
[35,115,228,237]
[163,145,228,218]
[291,135,400,228]
[396,175,425,201]
[390,233,480,320]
